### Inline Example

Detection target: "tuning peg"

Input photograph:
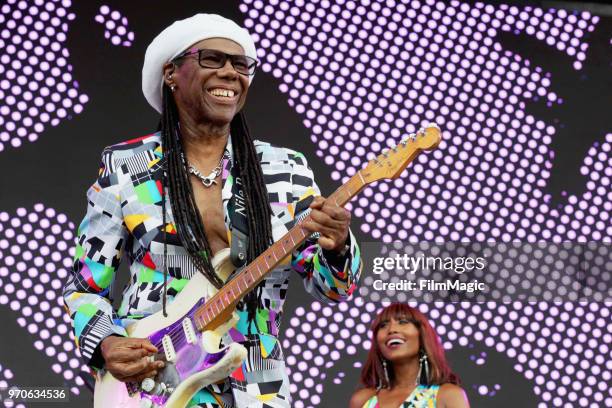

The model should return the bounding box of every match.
[426,122,440,130]
[417,127,425,136]
[382,148,389,158]
[409,133,417,141]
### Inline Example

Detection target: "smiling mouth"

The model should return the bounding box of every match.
[207,88,237,100]
[386,338,406,348]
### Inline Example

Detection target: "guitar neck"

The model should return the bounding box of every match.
[191,173,366,331]
[190,123,441,331]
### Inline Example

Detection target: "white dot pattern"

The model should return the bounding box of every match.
[0,0,88,151]
[0,205,87,396]
[94,5,134,47]
[242,0,606,244]
[0,363,26,408]
[363,242,609,303]
[243,1,611,406]
[283,298,611,407]
[0,0,607,405]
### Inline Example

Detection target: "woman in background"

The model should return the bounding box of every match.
[349,303,470,408]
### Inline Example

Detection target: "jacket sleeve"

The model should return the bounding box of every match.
[289,152,362,303]
[62,148,128,368]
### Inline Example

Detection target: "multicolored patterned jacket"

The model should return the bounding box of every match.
[62,132,362,407]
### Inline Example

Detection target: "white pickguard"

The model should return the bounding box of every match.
[93,249,247,408]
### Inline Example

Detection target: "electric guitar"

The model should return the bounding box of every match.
[93,124,442,407]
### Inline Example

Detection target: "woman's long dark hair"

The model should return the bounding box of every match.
[360,303,460,389]
[159,83,273,326]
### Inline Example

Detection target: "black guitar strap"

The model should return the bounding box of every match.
[227,163,249,276]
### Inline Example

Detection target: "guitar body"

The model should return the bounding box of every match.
[93,249,247,408]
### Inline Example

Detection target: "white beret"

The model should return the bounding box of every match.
[142,13,258,113]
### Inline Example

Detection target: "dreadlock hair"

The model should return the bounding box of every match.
[160,83,273,326]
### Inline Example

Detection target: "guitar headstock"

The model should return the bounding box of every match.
[360,124,442,183]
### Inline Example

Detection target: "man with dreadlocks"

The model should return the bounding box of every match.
[63,14,361,407]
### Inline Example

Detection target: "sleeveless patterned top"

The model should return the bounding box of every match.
[361,384,440,408]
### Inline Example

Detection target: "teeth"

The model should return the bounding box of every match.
[386,338,405,346]
[209,89,235,97]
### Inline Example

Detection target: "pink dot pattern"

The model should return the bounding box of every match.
[241,0,606,243]
[283,299,611,407]
[0,0,88,151]
[0,205,87,396]
[0,363,26,408]
[242,1,611,407]
[94,5,134,47]
[0,0,607,405]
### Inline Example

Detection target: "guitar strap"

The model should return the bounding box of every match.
[226,159,319,279]
[227,162,249,278]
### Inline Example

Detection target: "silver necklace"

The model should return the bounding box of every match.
[187,155,225,188]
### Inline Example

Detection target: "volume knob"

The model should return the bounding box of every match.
[141,377,156,393]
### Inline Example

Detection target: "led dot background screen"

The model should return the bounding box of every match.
[0,1,610,407]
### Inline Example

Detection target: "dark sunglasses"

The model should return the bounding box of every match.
[173,48,258,76]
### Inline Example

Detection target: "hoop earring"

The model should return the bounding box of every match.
[382,359,391,388]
